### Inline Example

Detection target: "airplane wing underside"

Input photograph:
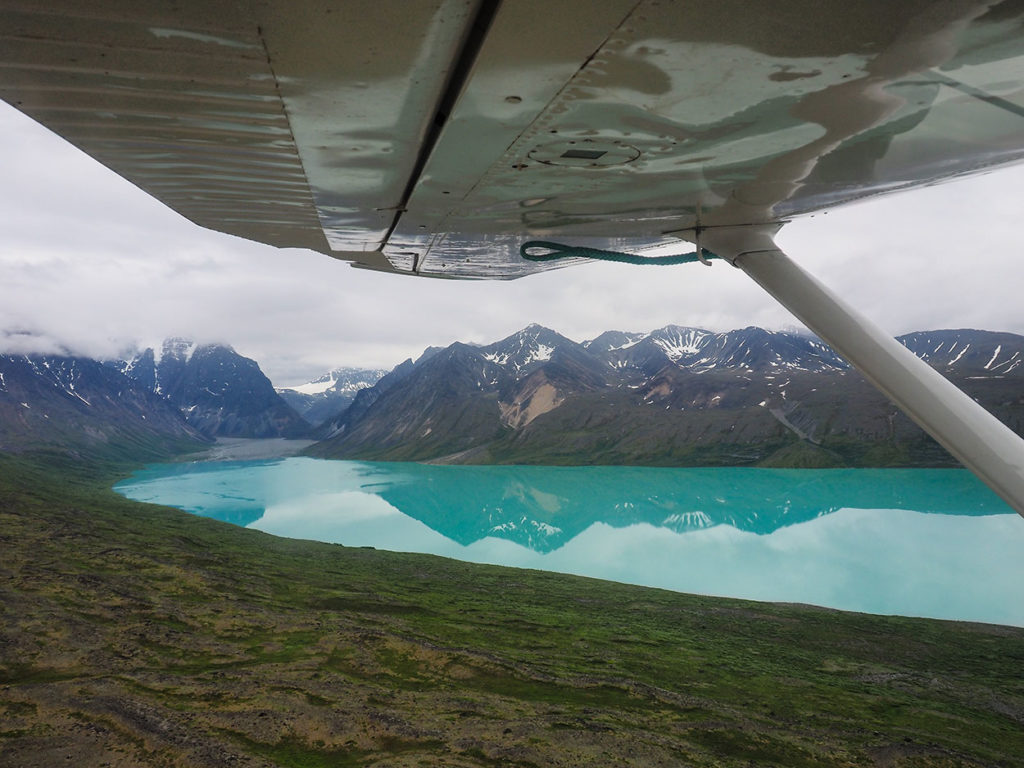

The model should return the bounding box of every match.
[2,0,1024,278]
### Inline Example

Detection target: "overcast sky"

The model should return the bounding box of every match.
[1,100,1022,387]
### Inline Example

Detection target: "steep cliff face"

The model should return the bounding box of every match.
[115,339,310,439]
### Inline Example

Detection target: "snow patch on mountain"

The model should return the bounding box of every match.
[662,510,715,530]
[948,344,970,366]
[488,517,564,548]
[610,339,642,351]
[288,375,338,395]
[531,344,554,363]
[650,326,712,361]
[985,345,1003,370]
[280,367,388,395]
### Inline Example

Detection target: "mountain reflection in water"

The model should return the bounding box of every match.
[115,458,1024,626]
[362,463,1009,552]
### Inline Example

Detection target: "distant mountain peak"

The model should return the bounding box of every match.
[478,325,580,373]
[647,326,715,362]
[652,323,710,335]
[276,366,389,428]
[897,329,1023,374]
[153,338,238,366]
[280,365,388,397]
[584,330,644,353]
[415,346,445,365]
[507,323,564,341]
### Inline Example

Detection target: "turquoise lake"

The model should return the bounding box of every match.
[114,459,1024,627]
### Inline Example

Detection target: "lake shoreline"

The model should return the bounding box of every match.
[182,436,317,462]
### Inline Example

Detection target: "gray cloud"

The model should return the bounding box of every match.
[1,101,1021,386]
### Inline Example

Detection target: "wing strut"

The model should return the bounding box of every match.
[699,226,1024,517]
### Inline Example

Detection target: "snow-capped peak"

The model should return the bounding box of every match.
[278,366,389,396]
[649,326,713,361]
[480,325,573,374]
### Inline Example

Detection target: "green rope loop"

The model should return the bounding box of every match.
[521,240,718,266]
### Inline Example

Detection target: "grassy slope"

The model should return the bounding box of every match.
[1,452,1023,767]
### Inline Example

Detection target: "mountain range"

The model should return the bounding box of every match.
[2,326,1021,468]
[307,324,1024,468]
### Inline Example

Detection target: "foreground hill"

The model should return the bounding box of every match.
[309,325,1024,467]
[2,453,1022,766]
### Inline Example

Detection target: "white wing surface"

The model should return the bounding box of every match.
[2,1,1022,276]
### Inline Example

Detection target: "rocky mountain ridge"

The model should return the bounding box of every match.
[0,352,205,459]
[308,325,1024,467]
